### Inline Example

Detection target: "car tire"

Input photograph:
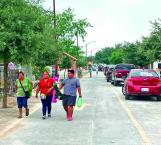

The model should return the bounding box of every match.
[157,96,161,101]
[122,85,126,95]
[125,94,130,100]
[122,85,130,100]
[114,80,118,86]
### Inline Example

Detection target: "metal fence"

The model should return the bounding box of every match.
[0,66,19,98]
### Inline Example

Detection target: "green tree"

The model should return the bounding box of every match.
[108,48,125,64]
[0,0,57,108]
[56,8,91,69]
[94,47,113,64]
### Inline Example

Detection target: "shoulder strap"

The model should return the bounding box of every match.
[19,80,26,93]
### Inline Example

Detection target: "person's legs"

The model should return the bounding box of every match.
[17,97,23,118]
[22,97,29,116]
[67,106,74,120]
[66,96,76,121]
[62,97,69,118]
[47,95,52,117]
[41,99,47,119]
[63,105,68,118]
[90,72,92,78]
[26,107,29,116]
[63,106,68,112]
[18,108,22,118]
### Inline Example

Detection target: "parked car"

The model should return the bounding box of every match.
[122,69,161,101]
[111,64,135,86]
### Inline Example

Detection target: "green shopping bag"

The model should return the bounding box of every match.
[77,97,83,108]
[53,83,63,100]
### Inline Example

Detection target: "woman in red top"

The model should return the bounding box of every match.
[36,71,54,119]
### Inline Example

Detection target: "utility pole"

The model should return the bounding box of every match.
[53,0,58,76]
[53,0,56,30]
[85,41,96,58]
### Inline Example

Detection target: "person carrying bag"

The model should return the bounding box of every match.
[15,72,33,119]
[19,80,30,99]
[35,71,55,120]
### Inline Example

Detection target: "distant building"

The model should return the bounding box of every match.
[150,61,161,76]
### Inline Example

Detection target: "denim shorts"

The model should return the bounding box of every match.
[62,95,77,106]
[17,97,28,108]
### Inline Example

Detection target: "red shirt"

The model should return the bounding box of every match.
[38,78,54,96]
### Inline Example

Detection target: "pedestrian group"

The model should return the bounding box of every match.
[15,69,82,121]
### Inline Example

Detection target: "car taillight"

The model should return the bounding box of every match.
[115,72,122,78]
[116,72,121,75]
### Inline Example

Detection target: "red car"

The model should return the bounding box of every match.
[111,64,135,86]
[122,69,161,101]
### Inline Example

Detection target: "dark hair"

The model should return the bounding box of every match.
[18,71,24,76]
[68,69,75,74]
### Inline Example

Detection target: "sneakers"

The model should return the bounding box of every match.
[42,116,46,120]
[67,117,73,121]
[42,114,51,119]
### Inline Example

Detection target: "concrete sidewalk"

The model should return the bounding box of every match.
[0,96,40,138]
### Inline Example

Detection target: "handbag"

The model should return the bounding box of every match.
[40,93,46,100]
[19,80,30,99]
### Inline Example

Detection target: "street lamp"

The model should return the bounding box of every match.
[85,41,96,58]
[90,48,99,56]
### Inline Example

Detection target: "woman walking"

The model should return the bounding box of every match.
[35,71,55,120]
[15,72,33,119]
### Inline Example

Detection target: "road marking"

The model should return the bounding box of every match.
[110,85,152,145]
[0,103,41,138]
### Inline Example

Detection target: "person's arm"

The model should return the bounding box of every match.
[35,81,40,98]
[30,81,33,91]
[76,79,82,97]
[77,87,82,97]
[47,85,54,94]
[35,87,40,98]
[59,79,65,90]
[59,84,64,90]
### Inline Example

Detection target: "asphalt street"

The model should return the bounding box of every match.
[0,72,161,145]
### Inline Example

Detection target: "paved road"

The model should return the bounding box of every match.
[0,73,161,145]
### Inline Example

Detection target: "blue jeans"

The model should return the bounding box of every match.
[17,97,28,108]
[41,95,52,116]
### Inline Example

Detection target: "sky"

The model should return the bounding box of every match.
[42,0,161,55]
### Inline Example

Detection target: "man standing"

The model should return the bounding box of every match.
[59,69,82,121]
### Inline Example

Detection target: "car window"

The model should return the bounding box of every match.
[115,65,135,70]
[130,70,159,77]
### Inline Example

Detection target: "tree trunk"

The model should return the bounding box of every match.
[76,34,79,46]
[2,61,8,108]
